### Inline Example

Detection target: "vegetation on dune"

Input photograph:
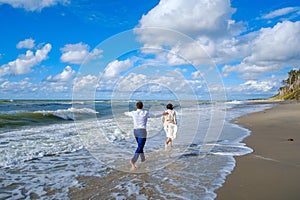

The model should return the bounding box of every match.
[271,69,300,100]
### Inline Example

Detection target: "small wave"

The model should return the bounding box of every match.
[0,112,61,129]
[35,107,98,120]
[72,101,86,105]
[186,143,253,156]
[226,100,244,105]
[209,144,253,156]
[0,108,98,130]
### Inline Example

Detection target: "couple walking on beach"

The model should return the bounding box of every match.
[124,101,177,169]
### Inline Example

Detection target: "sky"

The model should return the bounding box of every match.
[0,0,299,100]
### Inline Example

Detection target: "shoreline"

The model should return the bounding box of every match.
[216,101,300,200]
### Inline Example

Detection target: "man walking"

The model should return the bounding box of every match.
[125,101,165,169]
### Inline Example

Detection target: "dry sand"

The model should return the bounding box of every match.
[216,101,300,200]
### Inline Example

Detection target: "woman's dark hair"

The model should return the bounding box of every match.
[136,101,143,109]
[166,103,173,110]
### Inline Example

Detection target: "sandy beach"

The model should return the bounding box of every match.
[216,101,300,200]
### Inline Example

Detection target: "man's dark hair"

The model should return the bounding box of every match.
[136,101,143,109]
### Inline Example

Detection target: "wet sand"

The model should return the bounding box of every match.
[216,101,300,200]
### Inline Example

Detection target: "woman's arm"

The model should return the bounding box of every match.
[174,112,177,124]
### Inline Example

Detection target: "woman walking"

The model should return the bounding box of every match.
[162,103,177,149]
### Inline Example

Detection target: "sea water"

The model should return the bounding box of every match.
[0,100,278,199]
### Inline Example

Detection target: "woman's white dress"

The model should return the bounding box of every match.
[162,109,177,139]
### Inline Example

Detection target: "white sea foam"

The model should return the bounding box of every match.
[0,122,83,167]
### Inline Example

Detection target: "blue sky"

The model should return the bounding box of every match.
[0,0,299,100]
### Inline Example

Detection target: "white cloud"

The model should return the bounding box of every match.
[43,65,76,92]
[192,71,204,79]
[115,71,191,93]
[246,21,300,64]
[1,66,76,97]
[108,70,208,100]
[137,0,300,86]
[209,36,253,64]
[223,77,281,100]
[0,78,37,95]
[0,43,52,76]
[222,21,300,79]
[16,38,35,49]
[73,58,136,96]
[222,63,279,79]
[60,43,102,64]
[103,59,134,78]
[73,74,98,92]
[45,66,75,82]
[238,80,278,93]
[0,0,70,11]
[135,0,246,67]
[138,0,239,39]
[262,7,300,19]
[60,43,90,64]
[89,48,103,60]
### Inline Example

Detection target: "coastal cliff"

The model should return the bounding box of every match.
[272,69,300,100]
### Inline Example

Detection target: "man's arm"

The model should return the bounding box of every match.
[124,111,132,116]
[149,111,168,118]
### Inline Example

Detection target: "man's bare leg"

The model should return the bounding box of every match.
[130,160,137,170]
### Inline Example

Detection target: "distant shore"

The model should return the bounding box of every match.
[216,101,300,199]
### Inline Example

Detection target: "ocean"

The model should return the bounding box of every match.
[0,100,278,199]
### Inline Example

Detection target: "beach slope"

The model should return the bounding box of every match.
[216,102,300,200]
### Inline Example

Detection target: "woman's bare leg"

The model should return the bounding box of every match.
[166,138,172,145]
